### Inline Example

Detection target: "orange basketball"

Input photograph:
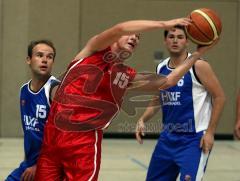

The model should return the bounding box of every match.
[185,8,222,45]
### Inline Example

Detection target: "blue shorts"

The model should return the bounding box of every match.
[146,131,210,181]
[5,161,29,181]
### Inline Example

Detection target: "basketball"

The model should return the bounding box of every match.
[185,8,222,45]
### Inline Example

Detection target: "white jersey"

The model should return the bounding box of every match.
[157,54,212,133]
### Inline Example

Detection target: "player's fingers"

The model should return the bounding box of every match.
[30,173,34,181]
[203,140,213,153]
[139,125,145,136]
[24,172,30,181]
[136,134,141,144]
[135,131,143,144]
[20,172,26,181]
[178,18,192,26]
[203,143,211,154]
[209,38,220,48]
[203,147,208,154]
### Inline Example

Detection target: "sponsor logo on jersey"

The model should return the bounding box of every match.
[161,91,181,106]
[161,76,184,106]
[23,104,47,132]
[23,115,40,131]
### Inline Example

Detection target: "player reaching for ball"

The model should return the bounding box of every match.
[135,25,225,181]
[35,18,218,180]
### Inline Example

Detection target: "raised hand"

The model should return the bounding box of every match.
[163,18,192,30]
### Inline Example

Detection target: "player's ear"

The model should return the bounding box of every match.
[26,56,31,65]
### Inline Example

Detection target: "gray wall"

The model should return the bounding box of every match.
[0,0,239,137]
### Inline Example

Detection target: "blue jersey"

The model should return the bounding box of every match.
[156,54,212,133]
[20,76,58,165]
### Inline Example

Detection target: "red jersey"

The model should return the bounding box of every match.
[36,48,136,180]
[48,47,136,132]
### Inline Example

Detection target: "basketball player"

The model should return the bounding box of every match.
[35,18,218,181]
[6,40,59,181]
[135,26,225,181]
[234,89,240,139]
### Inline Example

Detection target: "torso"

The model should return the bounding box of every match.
[47,48,136,132]
[20,76,58,164]
[157,54,212,133]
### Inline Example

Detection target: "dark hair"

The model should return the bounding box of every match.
[27,39,56,59]
[164,25,187,38]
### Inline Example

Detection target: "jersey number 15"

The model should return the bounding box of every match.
[36,104,47,119]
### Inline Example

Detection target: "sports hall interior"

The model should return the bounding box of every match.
[0,0,240,180]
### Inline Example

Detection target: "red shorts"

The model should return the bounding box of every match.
[35,125,103,181]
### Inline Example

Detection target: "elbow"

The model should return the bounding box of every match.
[221,94,226,105]
[220,96,226,110]
[214,93,226,107]
[219,91,226,105]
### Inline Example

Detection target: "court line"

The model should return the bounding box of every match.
[128,155,148,170]
[225,143,240,152]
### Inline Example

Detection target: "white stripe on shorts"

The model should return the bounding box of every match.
[195,151,210,181]
[88,130,98,181]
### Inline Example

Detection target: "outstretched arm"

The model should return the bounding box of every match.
[129,41,219,91]
[160,42,220,90]
[74,18,191,60]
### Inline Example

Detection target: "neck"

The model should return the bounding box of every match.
[30,75,50,92]
[111,43,121,54]
[169,51,188,68]
[110,44,127,62]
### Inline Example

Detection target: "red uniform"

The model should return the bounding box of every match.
[35,48,136,181]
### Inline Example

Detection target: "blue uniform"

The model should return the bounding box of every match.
[6,76,58,181]
[146,54,212,181]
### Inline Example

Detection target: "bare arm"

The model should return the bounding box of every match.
[135,96,161,144]
[234,89,240,139]
[195,60,226,153]
[160,43,219,90]
[74,18,191,60]
[49,82,60,102]
[129,42,218,91]
[139,96,161,122]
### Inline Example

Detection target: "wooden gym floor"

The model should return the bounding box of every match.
[1,138,240,181]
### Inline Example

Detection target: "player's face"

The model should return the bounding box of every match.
[27,43,54,78]
[117,34,140,54]
[164,28,188,54]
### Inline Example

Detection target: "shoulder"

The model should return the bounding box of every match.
[69,47,111,69]
[194,59,213,74]
[156,58,169,74]
[20,80,31,93]
[20,82,29,89]
[49,76,60,85]
[43,76,59,88]
[193,59,218,86]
